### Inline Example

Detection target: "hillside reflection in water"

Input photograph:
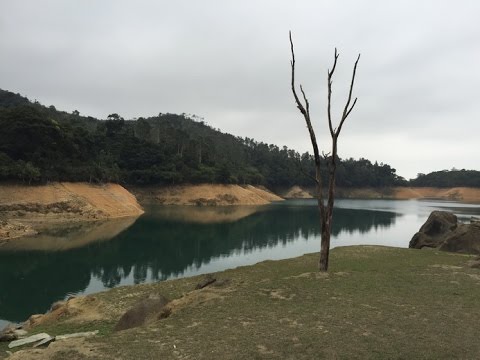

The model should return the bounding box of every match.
[1,199,479,325]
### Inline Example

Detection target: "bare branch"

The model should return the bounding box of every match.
[328,48,339,78]
[327,48,339,138]
[290,31,321,167]
[345,97,358,119]
[327,77,334,137]
[300,85,310,116]
[289,31,307,116]
[337,53,361,137]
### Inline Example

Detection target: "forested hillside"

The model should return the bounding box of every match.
[410,170,480,188]
[2,89,475,188]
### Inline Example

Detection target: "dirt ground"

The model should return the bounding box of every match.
[129,184,284,206]
[0,182,144,243]
[393,187,480,202]
[282,186,480,202]
[281,185,313,199]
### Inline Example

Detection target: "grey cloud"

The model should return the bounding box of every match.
[1,0,479,179]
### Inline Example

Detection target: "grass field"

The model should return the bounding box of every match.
[2,246,480,359]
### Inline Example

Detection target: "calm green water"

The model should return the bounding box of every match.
[1,199,479,327]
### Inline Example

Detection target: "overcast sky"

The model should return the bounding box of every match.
[1,0,479,179]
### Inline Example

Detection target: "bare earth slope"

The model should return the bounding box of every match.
[130,184,284,206]
[0,182,144,242]
[392,187,480,202]
[282,185,313,199]
[282,186,480,202]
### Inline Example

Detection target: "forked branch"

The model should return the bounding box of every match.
[289,31,321,169]
[336,53,361,138]
[289,31,307,117]
[327,48,339,137]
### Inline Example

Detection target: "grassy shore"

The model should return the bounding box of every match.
[2,246,480,359]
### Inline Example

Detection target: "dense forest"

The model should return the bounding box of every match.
[410,170,480,188]
[0,89,477,188]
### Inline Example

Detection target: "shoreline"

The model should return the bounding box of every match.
[2,182,480,244]
[279,185,480,203]
[1,246,478,359]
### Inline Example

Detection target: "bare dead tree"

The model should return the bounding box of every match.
[289,31,360,271]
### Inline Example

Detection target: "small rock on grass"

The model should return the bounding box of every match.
[0,331,17,342]
[8,333,50,348]
[114,294,170,332]
[55,330,99,340]
[33,336,55,348]
[194,274,216,290]
[14,329,28,337]
[0,324,26,342]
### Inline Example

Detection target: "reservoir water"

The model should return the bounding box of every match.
[1,199,480,328]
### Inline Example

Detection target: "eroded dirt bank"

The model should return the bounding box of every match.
[0,182,144,242]
[129,184,284,206]
[391,187,480,202]
[280,186,480,202]
[0,183,283,243]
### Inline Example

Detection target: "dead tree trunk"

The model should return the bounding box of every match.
[289,31,360,272]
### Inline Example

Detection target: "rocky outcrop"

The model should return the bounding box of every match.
[409,211,480,254]
[409,211,458,249]
[439,222,480,254]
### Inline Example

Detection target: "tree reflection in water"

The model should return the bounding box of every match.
[0,202,397,323]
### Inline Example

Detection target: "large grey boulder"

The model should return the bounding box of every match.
[440,222,480,254]
[409,211,458,249]
[409,211,480,254]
